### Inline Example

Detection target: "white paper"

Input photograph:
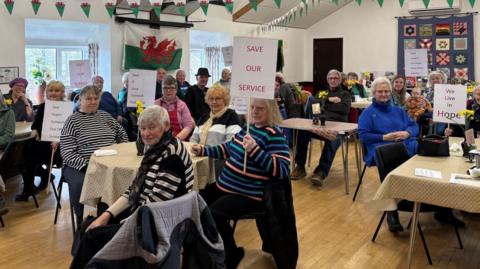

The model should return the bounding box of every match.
[222,46,233,66]
[127,69,157,108]
[432,84,467,124]
[69,60,92,89]
[404,49,428,77]
[41,100,73,142]
[230,37,277,100]
[414,168,442,179]
[94,149,118,157]
[232,97,248,115]
[450,173,480,187]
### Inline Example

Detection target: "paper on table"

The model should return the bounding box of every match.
[94,149,118,157]
[414,168,442,179]
[450,173,480,187]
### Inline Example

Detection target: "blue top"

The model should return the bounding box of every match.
[358,99,419,166]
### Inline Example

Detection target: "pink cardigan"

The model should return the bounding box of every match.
[154,97,195,130]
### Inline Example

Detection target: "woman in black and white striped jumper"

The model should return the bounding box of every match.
[70,105,194,269]
[60,85,128,226]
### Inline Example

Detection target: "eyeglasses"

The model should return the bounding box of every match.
[163,86,177,91]
[208,97,223,102]
[327,77,340,80]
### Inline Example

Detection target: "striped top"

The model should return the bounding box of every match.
[190,109,242,146]
[60,110,128,171]
[199,125,290,201]
[123,138,194,203]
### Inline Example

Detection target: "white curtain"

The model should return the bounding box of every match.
[205,46,222,84]
[88,43,99,75]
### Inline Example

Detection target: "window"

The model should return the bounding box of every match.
[25,46,88,102]
[189,48,226,87]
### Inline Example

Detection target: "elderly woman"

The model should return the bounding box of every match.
[61,85,128,226]
[424,71,447,105]
[176,69,190,100]
[154,75,194,141]
[190,85,241,178]
[466,86,480,136]
[90,75,123,124]
[214,68,232,94]
[16,81,66,202]
[3,78,33,122]
[346,72,367,98]
[391,75,410,108]
[192,98,290,269]
[70,105,194,268]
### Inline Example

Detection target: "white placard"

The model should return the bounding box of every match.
[41,100,73,142]
[404,49,428,77]
[127,69,157,108]
[230,37,277,100]
[232,97,248,115]
[432,84,467,124]
[69,60,92,89]
[222,46,233,66]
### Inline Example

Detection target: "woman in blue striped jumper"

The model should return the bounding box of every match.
[191,98,291,269]
[61,85,128,226]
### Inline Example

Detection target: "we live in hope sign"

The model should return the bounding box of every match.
[433,84,467,124]
[230,37,277,100]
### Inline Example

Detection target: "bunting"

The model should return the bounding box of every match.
[174,0,186,16]
[4,0,14,15]
[274,0,281,8]
[377,0,384,7]
[399,0,404,7]
[249,0,258,11]
[198,0,209,15]
[224,0,233,13]
[150,0,163,18]
[55,1,65,17]
[422,0,429,8]
[31,0,41,14]
[80,2,91,18]
[125,0,140,17]
[104,1,115,18]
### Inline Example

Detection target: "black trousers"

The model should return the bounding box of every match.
[200,184,263,266]
[22,140,61,194]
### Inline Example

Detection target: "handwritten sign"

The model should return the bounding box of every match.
[404,49,428,77]
[69,60,92,89]
[222,46,233,66]
[433,84,466,124]
[127,69,156,108]
[230,37,277,100]
[232,97,248,115]
[41,100,73,142]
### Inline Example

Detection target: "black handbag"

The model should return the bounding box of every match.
[418,135,450,156]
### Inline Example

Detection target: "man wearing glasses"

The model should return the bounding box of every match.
[291,69,352,186]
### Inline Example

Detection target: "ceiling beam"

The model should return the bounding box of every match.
[233,0,264,21]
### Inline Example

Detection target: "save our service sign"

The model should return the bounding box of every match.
[230,37,278,100]
[433,84,467,124]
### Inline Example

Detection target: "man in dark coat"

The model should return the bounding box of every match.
[185,68,210,123]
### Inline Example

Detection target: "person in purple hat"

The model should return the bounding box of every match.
[3,77,34,122]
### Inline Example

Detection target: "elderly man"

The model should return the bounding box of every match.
[3,77,34,122]
[291,69,351,186]
[155,68,167,100]
[185,67,211,122]
[176,69,190,100]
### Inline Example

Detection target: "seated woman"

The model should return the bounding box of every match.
[391,75,410,108]
[3,78,34,122]
[346,72,367,98]
[154,75,195,141]
[359,77,464,231]
[190,85,241,178]
[70,106,194,269]
[61,85,128,226]
[16,81,65,202]
[191,98,290,269]
[0,94,15,150]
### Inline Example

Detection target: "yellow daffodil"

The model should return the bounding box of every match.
[136,100,144,115]
[467,86,474,94]
[317,91,328,99]
[4,98,13,106]
[459,109,474,120]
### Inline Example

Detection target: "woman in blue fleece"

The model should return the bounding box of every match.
[358,76,418,167]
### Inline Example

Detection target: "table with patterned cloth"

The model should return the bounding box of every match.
[14,121,32,140]
[351,101,372,109]
[371,148,480,268]
[80,142,211,207]
[279,118,360,195]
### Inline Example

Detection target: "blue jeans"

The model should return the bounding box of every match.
[294,130,342,177]
[63,166,86,225]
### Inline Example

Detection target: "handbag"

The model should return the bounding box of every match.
[418,135,450,156]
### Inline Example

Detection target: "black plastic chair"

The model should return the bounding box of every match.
[53,175,77,238]
[352,141,371,202]
[0,136,39,208]
[231,211,265,234]
[371,142,463,265]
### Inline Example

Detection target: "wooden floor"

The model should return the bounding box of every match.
[1,142,480,269]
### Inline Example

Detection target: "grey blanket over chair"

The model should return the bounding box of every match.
[86,191,225,269]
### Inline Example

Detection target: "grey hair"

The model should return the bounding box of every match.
[275,72,285,83]
[162,75,177,93]
[79,85,101,98]
[371,77,392,95]
[327,69,342,79]
[428,71,447,85]
[91,75,104,83]
[121,72,129,84]
[138,105,170,128]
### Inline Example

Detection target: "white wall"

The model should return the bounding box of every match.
[304,0,479,81]
[0,2,305,97]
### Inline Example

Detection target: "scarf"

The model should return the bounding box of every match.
[128,130,174,211]
[199,107,229,145]
[392,90,406,107]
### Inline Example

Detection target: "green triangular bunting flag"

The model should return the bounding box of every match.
[355,0,361,6]
[31,1,41,14]
[130,4,139,17]
[200,4,208,15]
[105,3,115,18]
[422,0,429,7]
[152,6,161,17]
[301,0,307,4]
[399,0,404,7]
[331,0,338,5]
[249,0,258,11]
[288,14,292,22]
[305,4,308,15]
[225,3,233,13]
[55,2,65,17]
[377,0,384,7]
[4,0,14,14]
[446,0,454,7]
[81,3,91,18]
[177,5,185,16]
[274,0,281,8]
[299,7,303,16]
[469,0,475,7]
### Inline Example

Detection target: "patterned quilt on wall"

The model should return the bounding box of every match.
[397,14,474,82]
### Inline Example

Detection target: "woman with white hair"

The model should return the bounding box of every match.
[214,68,232,93]
[70,105,194,269]
[424,71,447,105]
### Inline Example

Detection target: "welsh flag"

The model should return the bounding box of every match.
[123,22,184,70]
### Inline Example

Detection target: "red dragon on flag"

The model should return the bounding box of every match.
[140,36,177,64]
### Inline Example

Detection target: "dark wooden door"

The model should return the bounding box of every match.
[313,38,343,92]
